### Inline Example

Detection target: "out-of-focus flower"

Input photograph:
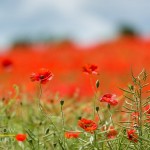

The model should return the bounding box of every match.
[15,134,27,142]
[30,68,53,84]
[143,105,150,123]
[107,126,118,139]
[144,105,150,114]
[82,64,98,75]
[65,131,80,139]
[100,94,118,106]
[78,118,98,133]
[127,129,138,142]
[2,59,13,71]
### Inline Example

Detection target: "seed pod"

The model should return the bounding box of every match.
[28,139,32,144]
[96,106,99,112]
[45,128,49,134]
[128,84,134,91]
[78,116,82,120]
[60,100,64,106]
[53,143,57,147]
[96,80,100,88]
[108,104,110,109]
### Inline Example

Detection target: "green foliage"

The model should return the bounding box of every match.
[1,70,150,149]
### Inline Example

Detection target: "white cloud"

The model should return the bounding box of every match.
[0,0,115,48]
[0,0,150,48]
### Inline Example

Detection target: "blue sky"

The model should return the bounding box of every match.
[0,0,150,48]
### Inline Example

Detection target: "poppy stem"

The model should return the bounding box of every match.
[38,83,64,148]
[94,131,98,149]
[138,85,143,149]
[60,100,65,148]
[90,76,96,119]
[107,141,113,150]
[38,84,58,130]
[90,76,99,120]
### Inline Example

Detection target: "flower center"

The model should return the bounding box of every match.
[40,75,45,79]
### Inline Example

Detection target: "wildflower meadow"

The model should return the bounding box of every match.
[0,38,150,150]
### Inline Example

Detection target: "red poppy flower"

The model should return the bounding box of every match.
[144,105,150,114]
[100,94,118,106]
[65,131,80,139]
[30,68,53,84]
[82,64,98,75]
[78,118,98,133]
[2,59,13,72]
[127,129,138,142]
[15,134,27,142]
[2,59,13,68]
[107,126,118,139]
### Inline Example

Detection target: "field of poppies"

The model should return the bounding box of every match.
[0,36,150,149]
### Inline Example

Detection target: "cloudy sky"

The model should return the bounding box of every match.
[0,0,150,48]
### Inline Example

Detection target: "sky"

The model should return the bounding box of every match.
[0,0,150,48]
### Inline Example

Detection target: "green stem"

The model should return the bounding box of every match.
[96,111,101,125]
[139,86,143,149]
[90,76,96,119]
[107,141,113,150]
[94,131,97,148]
[38,83,65,149]
[125,141,131,150]
[60,103,65,148]
[38,84,57,130]
[108,107,114,126]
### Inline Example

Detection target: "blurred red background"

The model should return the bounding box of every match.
[0,36,150,99]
